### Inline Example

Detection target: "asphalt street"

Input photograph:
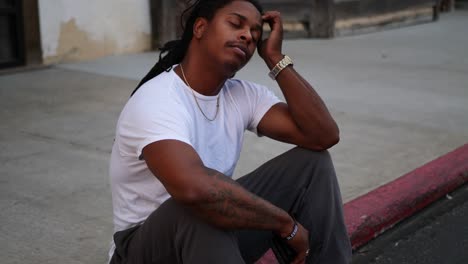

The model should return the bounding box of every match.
[353,184,468,264]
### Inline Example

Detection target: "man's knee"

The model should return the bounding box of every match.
[287,147,333,167]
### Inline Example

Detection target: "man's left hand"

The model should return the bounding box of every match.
[258,11,284,68]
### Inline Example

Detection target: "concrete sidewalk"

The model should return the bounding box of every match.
[1,11,467,264]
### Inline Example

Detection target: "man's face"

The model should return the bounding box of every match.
[197,0,263,73]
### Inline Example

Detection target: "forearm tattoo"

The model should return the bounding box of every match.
[193,167,285,229]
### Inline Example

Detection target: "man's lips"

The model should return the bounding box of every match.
[229,43,249,59]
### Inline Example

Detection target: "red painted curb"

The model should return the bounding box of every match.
[256,144,468,263]
[344,144,468,250]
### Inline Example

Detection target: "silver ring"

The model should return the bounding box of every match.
[305,249,310,256]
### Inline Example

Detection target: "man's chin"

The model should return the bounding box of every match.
[223,61,245,78]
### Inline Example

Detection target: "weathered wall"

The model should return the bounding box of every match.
[334,0,437,36]
[38,0,152,64]
[257,0,437,38]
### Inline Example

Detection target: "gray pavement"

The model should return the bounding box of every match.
[353,184,468,264]
[1,11,467,264]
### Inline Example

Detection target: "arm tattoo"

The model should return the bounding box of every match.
[192,167,285,229]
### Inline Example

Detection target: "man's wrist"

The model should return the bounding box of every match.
[276,215,296,238]
[284,220,298,240]
[268,55,293,80]
[265,54,285,69]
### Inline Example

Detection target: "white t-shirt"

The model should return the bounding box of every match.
[108,67,280,259]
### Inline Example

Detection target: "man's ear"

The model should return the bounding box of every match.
[193,17,208,39]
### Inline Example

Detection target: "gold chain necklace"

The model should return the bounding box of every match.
[180,65,220,121]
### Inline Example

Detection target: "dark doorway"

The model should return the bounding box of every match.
[0,0,25,69]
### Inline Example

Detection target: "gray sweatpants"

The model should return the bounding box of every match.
[110,147,352,264]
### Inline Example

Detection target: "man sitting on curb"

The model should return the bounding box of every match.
[108,0,352,263]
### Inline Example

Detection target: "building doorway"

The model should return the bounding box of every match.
[0,0,25,69]
[0,0,41,70]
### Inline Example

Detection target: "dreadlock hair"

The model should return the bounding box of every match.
[131,0,263,96]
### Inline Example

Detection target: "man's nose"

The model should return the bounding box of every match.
[239,29,253,43]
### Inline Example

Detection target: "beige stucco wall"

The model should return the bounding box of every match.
[38,0,152,64]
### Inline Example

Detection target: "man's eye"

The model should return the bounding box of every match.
[229,21,241,28]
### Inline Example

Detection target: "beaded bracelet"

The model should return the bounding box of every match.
[285,220,298,241]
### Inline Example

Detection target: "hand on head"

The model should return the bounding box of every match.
[258,11,284,63]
